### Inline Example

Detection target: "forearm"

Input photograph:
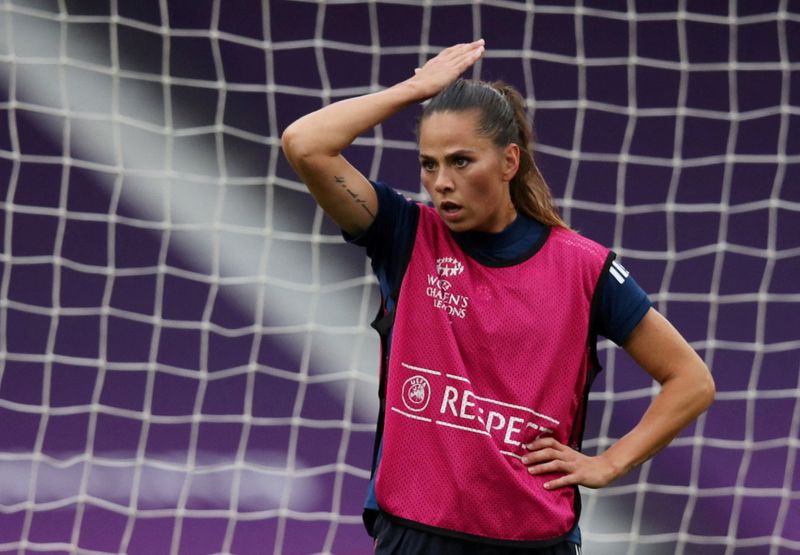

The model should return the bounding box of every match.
[279,40,484,236]
[282,40,485,162]
[523,308,716,490]
[282,79,425,161]
[599,363,715,479]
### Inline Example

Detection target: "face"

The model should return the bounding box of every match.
[418,110,519,233]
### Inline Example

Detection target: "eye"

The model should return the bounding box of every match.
[453,156,470,168]
[421,159,436,172]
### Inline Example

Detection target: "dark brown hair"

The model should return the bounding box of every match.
[419,79,567,228]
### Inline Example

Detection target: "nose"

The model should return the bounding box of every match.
[433,168,454,194]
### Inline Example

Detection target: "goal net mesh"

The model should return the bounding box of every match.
[0,1,798,554]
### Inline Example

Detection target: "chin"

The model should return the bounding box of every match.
[439,217,470,232]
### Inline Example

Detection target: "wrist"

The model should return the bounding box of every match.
[392,76,433,104]
[395,74,441,104]
[597,448,633,483]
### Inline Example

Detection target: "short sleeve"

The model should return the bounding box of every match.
[344,181,418,299]
[597,258,653,346]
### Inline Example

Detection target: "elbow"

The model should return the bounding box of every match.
[281,123,334,174]
[666,360,715,418]
[281,123,307,167]
[696,365,716,413]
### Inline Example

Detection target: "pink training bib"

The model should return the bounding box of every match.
[375,205,610,545]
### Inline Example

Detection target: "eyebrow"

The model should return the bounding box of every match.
[419,149,477,161]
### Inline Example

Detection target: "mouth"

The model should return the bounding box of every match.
[439,200,463,219]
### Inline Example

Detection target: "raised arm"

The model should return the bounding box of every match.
[281,40,485,236]
[522,307,715,489]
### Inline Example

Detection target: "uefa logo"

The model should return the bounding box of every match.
[401,375,431,412]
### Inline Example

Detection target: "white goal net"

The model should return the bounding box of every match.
[0,1,798,554]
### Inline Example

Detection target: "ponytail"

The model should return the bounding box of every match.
[491,82,567,228]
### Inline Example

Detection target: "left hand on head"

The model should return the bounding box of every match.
[520,437,621,490]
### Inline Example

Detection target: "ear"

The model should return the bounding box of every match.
[501,143,521,182]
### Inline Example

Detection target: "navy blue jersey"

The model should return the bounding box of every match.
[348,181,652,549]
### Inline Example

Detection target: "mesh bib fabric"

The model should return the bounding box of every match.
[375,206,610,545]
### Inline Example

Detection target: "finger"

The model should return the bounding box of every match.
[459,38,485,50]
[439,39,485,63]
[525,436,563,451]
[531,451,577,469]
[447,39,485,52]
[527,459,572,476]
[543,474,578,490]
[460,39,485,60]
[520,447,563,466]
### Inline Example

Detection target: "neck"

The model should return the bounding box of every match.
[476,205,518,234]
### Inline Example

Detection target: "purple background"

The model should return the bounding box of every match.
[1,1,798,554]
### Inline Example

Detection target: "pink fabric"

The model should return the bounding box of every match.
[375,206,609,543]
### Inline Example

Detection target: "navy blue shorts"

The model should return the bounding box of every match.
[372,513,582,555]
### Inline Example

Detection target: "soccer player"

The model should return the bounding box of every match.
[281,40,715,554]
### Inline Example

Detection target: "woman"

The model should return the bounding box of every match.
[282,40,714,554]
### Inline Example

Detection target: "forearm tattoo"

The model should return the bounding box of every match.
[335,175,375,218]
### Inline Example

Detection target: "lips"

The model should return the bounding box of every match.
[440,200,462,213]
[439,200,463,222]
